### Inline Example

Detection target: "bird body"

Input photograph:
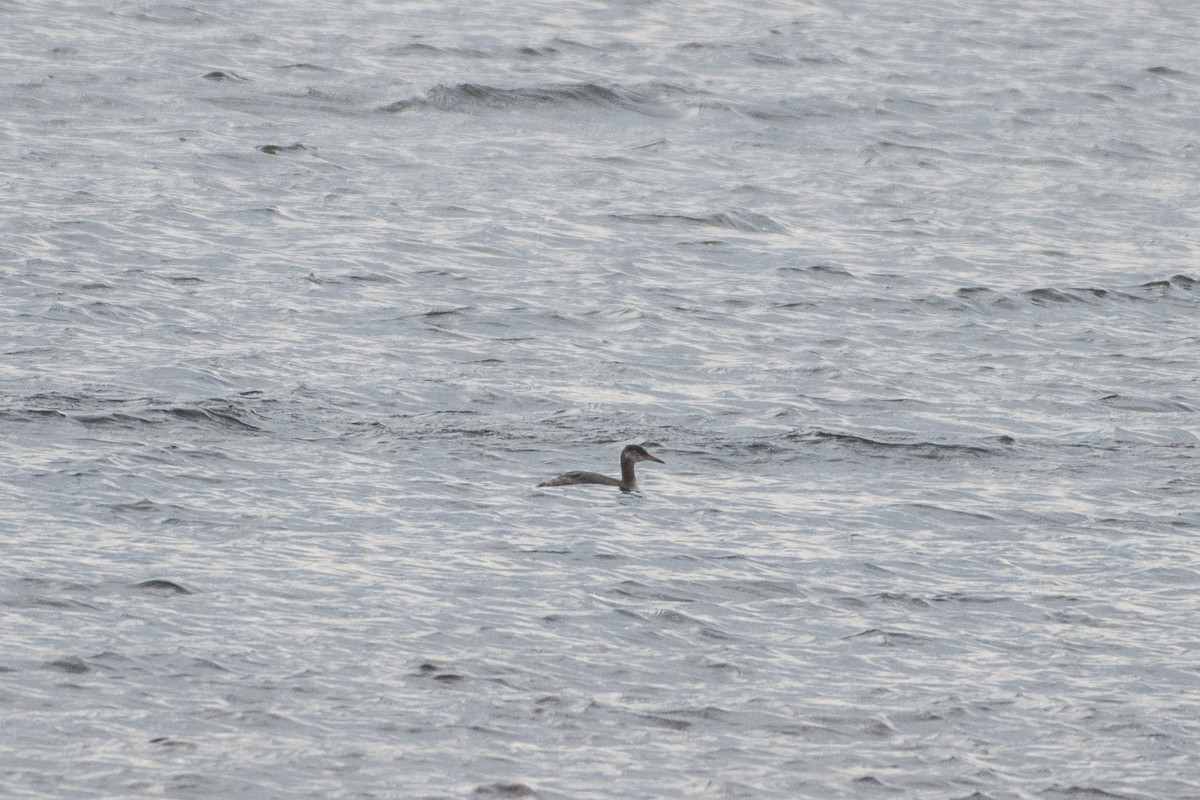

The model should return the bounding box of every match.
[537,444,665,492]
[537,471,621,488]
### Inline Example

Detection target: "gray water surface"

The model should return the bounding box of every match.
[2,1,1198,797]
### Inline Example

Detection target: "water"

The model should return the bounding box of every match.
[2,0,1198,797]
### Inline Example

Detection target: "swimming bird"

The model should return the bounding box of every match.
[536,444,665,493]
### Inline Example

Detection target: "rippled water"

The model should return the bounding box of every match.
[3,0,1199,797]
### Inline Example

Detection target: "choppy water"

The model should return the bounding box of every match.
[3,1,1199,798]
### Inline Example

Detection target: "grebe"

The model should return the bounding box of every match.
[536,444,665,493]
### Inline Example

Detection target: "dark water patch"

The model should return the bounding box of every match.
[582,304,644,320]
[731,580,803,599]
[442,427,525,440]
[166,398,264,431]
[1043,786,1138,800]
[386,42,445,56]
[275,63,334,73]
[812,714,898,738]
[1046,609,1105,627]
[2,392,84,421]
[33,393,267,433]
[1095,139,1168,162]
[700,626,736,641]
[861,141,947,169]
[127,4,218,25]
[517,45,558,58]
[379,81,685,116]
[40,299,155,325]
[343,272,397,284]
[841,629,929,647]
[953,286,1020,309]
[663,706,730,724]
[473,783,537,798]
[257,143,307,155]
[952,276,1195,311]
[134,579,192,596]
[1025,287,1135,305]
[19,577,95,593]
[612,211,785,233]
[791,429,998,459]
[550,36,642,55]
[1026,287,1082,305]
[1099,394,1194,412]
[853,775,893,790]
[653,609,704,626]
[632,137,668,151]
[896,503,997,524]
[873,138,950,157]
[764,720,844,739]
[777,263,858,279]
[637,713,693,731]
[149,737,198,750]
[751,52,798,67]
[867,592,933,609]
[46,656,92,675]
[742,95,860,122]
[64,280,113,291]
[364,411,536,445]
[609,580,689,602]
[384,42,492,59]
[930,592,1012,605]
[698,439,791,464]
[414,661,465,683]
[108,499,161,514]
[0,406,67,422]
[74,411,153,427]
[1145,65,1193,81]
[4,595,90,610]
[420,306,470,318]
[1139,273,1196,291]
[1162,477,1199,495]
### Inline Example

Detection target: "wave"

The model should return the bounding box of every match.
[768,273,1195,316]
[1099,394,1196,413]
[789,429,1005,459]
[134,579,192,596]
[1139,274,1197,290]
[611,211,786,234]
[378,81,690,117]
[947,274,1196,309]
[2,392,267,432]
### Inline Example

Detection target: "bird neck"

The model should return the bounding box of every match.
[619,455,638,492]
